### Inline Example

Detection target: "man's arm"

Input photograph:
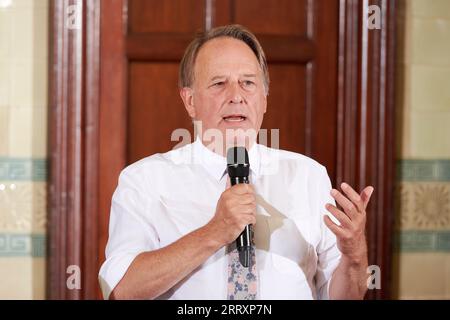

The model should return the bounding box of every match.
[110,183,257,300]
[328,244,368,299]
[110,224,221,299]
[324,183,373,300]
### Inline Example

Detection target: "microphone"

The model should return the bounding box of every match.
[227,146,253,268]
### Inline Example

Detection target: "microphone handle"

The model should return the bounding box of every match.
[230,176,252,268]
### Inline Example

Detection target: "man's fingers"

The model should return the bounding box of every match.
[326,204,352,229]
[238,194,256,205]
[236,204,256,215]
[331,189,358,220]
[361,186,374,210]
[231,183,254,195]
[324,215,346,238]
[341,182,364,212]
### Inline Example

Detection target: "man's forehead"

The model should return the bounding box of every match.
[196,38,259,66]
[196,53,260,78]
[205,61,259,72]
[196,62,261,83]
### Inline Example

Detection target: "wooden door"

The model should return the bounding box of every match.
[126,0,338,179]
[48,0,396,299]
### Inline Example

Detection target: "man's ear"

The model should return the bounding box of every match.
[263,93,267,114]
[180,87,196,118]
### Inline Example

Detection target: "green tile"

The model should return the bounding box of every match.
[395,230,450,252]
[0,158,47,181]
[397,159,450,181]
[0,233,46,257]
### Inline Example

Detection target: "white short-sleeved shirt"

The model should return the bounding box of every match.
[99,139,341,300]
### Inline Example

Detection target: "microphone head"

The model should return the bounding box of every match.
[227,146,249,166]
[227,147,250,178]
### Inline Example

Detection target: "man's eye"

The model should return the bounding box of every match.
[213,81,224,87]
[243,80,255,86]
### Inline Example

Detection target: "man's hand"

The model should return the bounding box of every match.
[206,182,257,248]
[324,183,374,263]
[324,182,374,299]
[324,183,373,299]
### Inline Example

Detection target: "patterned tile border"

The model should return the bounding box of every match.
[396,160,450,252]
[0,158,47,181]
[397,160,450,181]
[0,234,46,257]
[395,230,450,252]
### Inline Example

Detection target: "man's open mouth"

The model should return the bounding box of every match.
[222,115,247,122]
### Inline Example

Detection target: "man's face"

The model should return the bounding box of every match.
[180,37,267,152]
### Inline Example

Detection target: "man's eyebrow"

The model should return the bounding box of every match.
[209,74,257,82]
[209,75,226,82]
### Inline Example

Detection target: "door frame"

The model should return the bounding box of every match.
[47,0,396,299]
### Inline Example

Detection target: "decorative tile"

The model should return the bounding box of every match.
[0,233,45,257]
[395,183,411,230]
[0,181,47,233]
[0,158,47,181]
[397,160,450,181]
[396,182,450,230]
[395,230,450,252]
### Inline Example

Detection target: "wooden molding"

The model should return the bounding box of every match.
[127,33,315,63]
[336,0,397,299]
[47,0,101,299]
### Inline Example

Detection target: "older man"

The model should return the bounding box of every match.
[99,24,373,300]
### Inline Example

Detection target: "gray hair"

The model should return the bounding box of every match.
[179,24,270,95]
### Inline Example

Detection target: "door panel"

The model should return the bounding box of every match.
[262,64,307,153]
[128,63,192,163]
[234,0,307,36]
[129,0,205,33]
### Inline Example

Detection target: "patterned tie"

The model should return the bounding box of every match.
[227,238,258,300]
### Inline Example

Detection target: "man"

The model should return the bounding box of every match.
[98,25,373,300]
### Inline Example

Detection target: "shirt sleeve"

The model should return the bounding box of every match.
[314,166,342,300]
[98,167,160,300]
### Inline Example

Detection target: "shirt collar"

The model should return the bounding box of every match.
[192,138,261,182]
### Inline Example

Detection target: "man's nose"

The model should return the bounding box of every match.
[228,82,244,104]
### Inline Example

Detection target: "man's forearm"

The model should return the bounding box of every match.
[329,254,368,300]
[110,225,223,299]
